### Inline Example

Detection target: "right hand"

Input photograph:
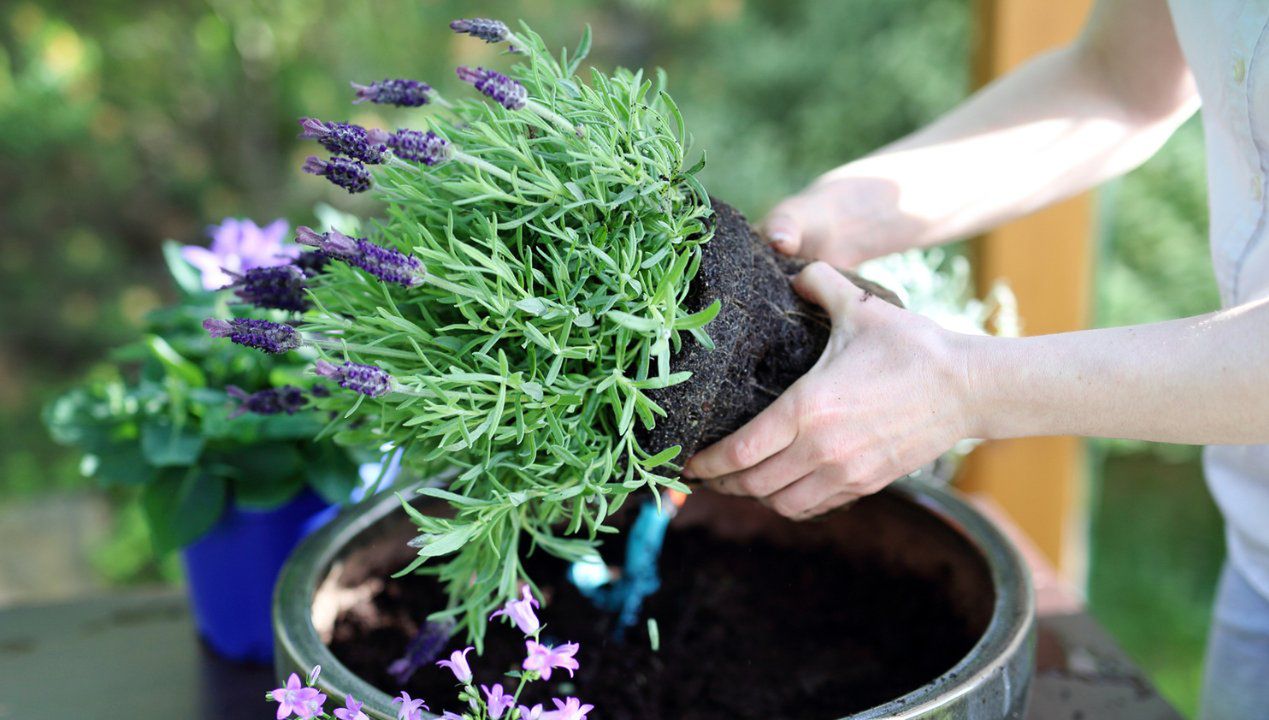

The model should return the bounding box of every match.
[761,174,915,268]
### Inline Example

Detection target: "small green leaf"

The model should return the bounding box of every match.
[140,419,205,467]
[606,311,661,334]
[515,297,548,316]
[144,335,206,388]
[141,467,227,552]
[161,240,206,296]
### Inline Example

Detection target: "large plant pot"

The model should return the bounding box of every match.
[273,477,1035,719]
[183,490,337,662]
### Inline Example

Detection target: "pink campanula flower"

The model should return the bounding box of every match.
[392,691,429,720]
[518,704,546,720]
[490,585,541,635]
[181,218,296,291]
[543,697,593,720]
[269,673,324,720]
[522,641,579,680]
[437,646,475,684]
[334,694,370,720]
[481,683,515,719]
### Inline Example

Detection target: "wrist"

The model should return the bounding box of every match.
[952,333,1022,441]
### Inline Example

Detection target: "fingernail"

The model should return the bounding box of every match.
[681,466,697,479]
[767,230,791,248]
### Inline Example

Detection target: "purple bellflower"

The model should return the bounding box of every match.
[295,226,426,287]
[519,704,546,720]
[181,218,297,291]
[523,641,580,681]
[482,683,515,720]
[450,18,510,43]
[436,646,475,684]
[314,360,393,398]
[203,318,302,354]
[333,695,370,720]
[227,385,308,418]
[299,118,388,164]
[392,691,429,720]
[456,66,527,110]
[303,155,373,194]
[268,674,324,720]
[387,129,452,166]
[490,585,540,635]
[544,697,594,720]
[439,713,465,720]
[225,264,309,312]
[352,79,435,107]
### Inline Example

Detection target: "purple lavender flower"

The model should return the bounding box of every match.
[303,155,372,194]
[294,251,332,277]
[181,218,297,291]
[299,118,388,164]
[268,674,323,720]
[456,66,527,110]
[204,318,302,354]
[387,129,452,166]
[352,79,434,107]
[295,226,426,287]
[392,691,429,720]
[450,18,510,43]
[388,618,456,685]
[436,646,474,684]
[227,385,308,418]
[519,704,546,720]
[523,641,580,680]
[314,360,393,398]
[482,683,515,720]
[490,585,540,635]
[543,697,594,720]
[333,695,369,720]
[225,265,309,312]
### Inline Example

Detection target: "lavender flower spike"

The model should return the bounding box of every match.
[352,78,434,107]
[227,385,308,418]
[299,118,387,164]
[456,66,527,110]
[225,265,309,312]
[204,318,302,354]
[303,156,372,194]
[296,226,426,287]
[450,18,509,43]
[314,360,393,398]
[387,129,452,166]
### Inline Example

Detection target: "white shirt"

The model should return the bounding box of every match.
[1168,0,1269,600]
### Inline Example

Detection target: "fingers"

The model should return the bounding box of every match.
[791,261,867,321]
[761,200,804,257]
[703,439,819,498]
[761,468,857,519]
[682,393,797,480]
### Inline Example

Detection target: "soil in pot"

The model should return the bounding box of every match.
[326,492,988,720]
[637,200,902,459]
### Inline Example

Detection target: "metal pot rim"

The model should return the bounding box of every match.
[273,477,1035,720]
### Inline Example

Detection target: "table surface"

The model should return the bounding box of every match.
[0,494,1184,720]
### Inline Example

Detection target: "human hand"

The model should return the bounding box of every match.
[762,174,920,268]
[681,262,976,519]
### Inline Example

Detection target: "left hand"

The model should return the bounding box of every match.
[681,262,977,519]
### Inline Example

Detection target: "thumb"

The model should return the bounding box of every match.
[792,261,868,325]
[761,201,804,256]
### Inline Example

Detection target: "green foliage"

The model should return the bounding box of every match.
[300,24,711,644]
[43,243,361,552]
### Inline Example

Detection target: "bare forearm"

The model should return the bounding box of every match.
[965,298,1269,445]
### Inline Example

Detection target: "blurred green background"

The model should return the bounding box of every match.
[0,0,1221,715]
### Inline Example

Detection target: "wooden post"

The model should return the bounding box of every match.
[958,0,1095,587]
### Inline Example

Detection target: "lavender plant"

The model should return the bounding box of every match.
[208,20,713,644]
[269,591,592,720]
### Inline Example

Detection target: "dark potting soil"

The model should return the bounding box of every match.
[636,200,901,459]
[328,524,979,720]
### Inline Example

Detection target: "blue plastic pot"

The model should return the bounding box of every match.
[182,490,338,663]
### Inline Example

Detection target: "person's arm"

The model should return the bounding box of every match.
[681,265,1269,519]
[764,0,1199,267]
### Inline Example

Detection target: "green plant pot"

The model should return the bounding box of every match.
[273,475,1035,719]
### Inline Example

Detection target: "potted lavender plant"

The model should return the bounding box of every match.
[192,19,1027,717]
[44,218,366,663]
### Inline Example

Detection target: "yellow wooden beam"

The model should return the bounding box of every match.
[958,0,1094,586]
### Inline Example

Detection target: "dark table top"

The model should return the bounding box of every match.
[0,587,1183,720]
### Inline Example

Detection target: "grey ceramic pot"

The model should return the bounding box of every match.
[273,476,1036,719]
